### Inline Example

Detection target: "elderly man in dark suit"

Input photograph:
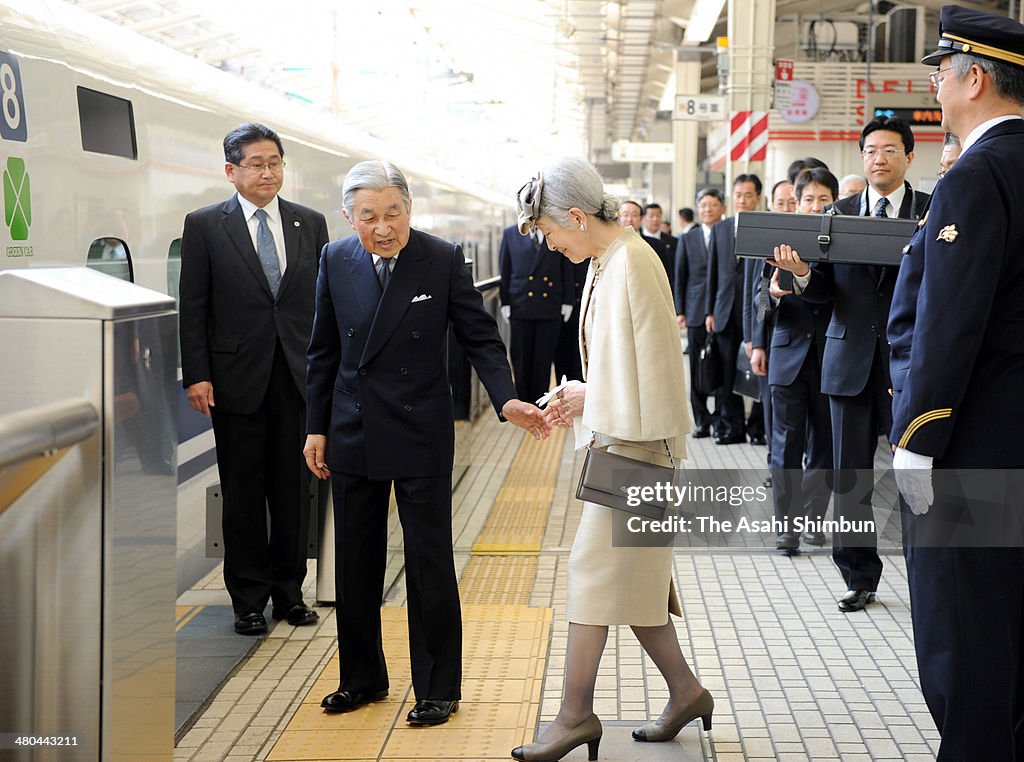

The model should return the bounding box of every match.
[675,188,723,438]
[499,223,574,402]
[179,123,329,635]
[773,116,929,612]
[303,160,547,727]
[888,7,1024,756]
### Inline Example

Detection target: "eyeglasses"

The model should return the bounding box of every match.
[861,147,905,160]
[237,161,286,174]
[928,67,955,87]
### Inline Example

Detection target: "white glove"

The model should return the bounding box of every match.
[561,304,573,323]
[893,447,934,515]
[500,305,510,320]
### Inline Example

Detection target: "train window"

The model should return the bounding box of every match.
[77,87,138,159]
[87,237,133,282]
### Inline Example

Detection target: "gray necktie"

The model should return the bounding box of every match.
[377,257,393,292]
[253,208,281,298]
[873,197,890,218]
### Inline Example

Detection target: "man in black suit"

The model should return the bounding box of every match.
[640,203,677,295]
[303,161,547,726]
[888,8,1024,755]
[773,116,929,612]
[179,123,329,635]
[707,174,764,445]
[499,224,574,402]
[675,188,723,438]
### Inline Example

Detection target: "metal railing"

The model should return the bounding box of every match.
[0,399,99,514]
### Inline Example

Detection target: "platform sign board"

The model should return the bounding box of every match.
[774,59,794,109]
[674,95,727,121]
[865,92,945,128]
[610,141,675,163]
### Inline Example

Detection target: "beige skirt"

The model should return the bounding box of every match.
[566,440,682,626]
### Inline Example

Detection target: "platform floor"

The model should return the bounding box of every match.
[174,407,940,761]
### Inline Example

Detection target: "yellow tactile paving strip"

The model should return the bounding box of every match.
[266,431,562,762]
[470,429,565,555]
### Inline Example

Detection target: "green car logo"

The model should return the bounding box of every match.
[3,156,30,240]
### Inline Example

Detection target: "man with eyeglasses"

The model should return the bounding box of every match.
[772,116,929,613]
[179,122,330,635]
[937,131,961,176]
[886,6,1024,757]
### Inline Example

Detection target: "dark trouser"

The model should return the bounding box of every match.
[904,525,1024,758]
[713,320,745,438]
[510,317,562,403]
[746,401,765,439]
[332,471,461,701]
[830,356,891,592]
[554,308,583,383]
[770,350,832,531]
[686,324,713,430]
[210,342,308,615]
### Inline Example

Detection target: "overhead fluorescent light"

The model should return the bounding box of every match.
[683,0,726,44]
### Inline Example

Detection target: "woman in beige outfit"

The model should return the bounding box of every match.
[511,157,714,762]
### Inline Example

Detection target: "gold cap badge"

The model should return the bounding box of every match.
[937,224,958,243]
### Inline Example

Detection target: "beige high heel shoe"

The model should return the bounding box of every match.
[632,688,714,742]
[511,714,602,761]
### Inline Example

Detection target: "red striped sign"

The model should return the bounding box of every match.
[729,111,769,161]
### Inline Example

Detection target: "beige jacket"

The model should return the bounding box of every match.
[580,228,691,450]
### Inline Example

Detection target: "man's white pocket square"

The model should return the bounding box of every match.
[411,294,433,303]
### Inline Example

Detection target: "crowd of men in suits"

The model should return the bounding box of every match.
[175,6,1024,752]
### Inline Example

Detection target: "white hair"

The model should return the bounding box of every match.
[538,157,619,228]
[342,160,411,217]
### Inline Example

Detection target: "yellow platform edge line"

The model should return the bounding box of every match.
[175,605,203,632]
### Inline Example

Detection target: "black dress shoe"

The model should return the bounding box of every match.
[233,612,267,635]
[801,531,827,547]
[692,425,711,439]
[775,533,799,556]
[273,603,319,626]
[749,435,767,446]
[837,589,876,612]
[321,689,389,712]
[715,434,746,445]
[407,699,459,725]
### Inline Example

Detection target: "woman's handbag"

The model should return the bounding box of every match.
[695,332,722,395]
[576,447,675,520]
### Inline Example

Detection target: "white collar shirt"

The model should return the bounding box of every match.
[866,182,906,218]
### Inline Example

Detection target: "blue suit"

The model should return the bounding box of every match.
[499,225,574,402]
[674,224,713,430]
[800,182,929,591]
[888,118,1024,760]
[767,292,832,532]
[306,228,517,702]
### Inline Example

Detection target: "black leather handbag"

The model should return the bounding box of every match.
[576,447,675,520]
[695,332,722,395]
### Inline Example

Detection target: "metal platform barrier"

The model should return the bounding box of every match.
[0,268,178,760]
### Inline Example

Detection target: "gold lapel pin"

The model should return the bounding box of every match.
[936,224,958,243]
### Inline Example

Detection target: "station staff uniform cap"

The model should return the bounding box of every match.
[922,5,1024,69]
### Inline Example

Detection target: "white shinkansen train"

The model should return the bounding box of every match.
[0,0,512,591]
